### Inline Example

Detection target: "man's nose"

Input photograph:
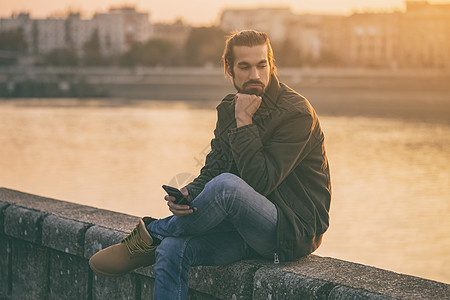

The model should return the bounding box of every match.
[249,67,260,79]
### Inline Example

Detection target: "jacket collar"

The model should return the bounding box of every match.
[255,73,280,119]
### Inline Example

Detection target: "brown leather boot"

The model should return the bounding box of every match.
[89,217,157,277]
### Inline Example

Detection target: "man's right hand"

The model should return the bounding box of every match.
[164,186,196,216]
[235,93,262,127]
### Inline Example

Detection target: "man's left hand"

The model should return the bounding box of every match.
[165,186,195,216]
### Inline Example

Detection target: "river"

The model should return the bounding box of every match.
[0,97,448,284]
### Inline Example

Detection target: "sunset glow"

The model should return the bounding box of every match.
[2,0,449,25]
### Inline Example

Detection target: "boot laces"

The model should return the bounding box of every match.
[123,225,154,255]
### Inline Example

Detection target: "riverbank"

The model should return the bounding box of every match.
[1,67,449,123]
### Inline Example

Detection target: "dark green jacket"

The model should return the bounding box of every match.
[186,75,331,262]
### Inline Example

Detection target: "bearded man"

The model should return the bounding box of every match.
[89,30,331,300]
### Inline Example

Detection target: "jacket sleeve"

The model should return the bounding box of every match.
[227,110,317,196]
[185,121,229,200]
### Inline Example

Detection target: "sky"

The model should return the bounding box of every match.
[1,0,449,25]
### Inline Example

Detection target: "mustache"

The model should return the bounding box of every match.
[243,80,264,88]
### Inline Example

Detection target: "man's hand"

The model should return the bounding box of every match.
[164,186,196,216]
[235,93,262,127]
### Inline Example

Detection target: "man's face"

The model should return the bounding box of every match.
[228,44,271,96]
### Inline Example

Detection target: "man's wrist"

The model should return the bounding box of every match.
[236,116,253,127]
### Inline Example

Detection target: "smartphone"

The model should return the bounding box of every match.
[162,185,191,206]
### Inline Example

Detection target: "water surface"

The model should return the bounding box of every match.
[0,99,448,283]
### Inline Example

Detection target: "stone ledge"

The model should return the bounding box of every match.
[187,261,262,299]
[264,255,450,299]
[328,285,393,300]
[254,263,336,299]
[84,225,127,259]
[42,214,91,256]
[0,201,10,234]
[0,188,139,232]
[1,187,449,300]
[4,205,47,243]
[0,235,10,294]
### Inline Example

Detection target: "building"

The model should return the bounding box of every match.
[93,6,152,57]
[345,12,400,68]
[33,18,66,54]
[398,0,450,68]
[65,13,96,56]
[0,6,152,59]
[1,1,449,69]
[220,7,295,44]
[318,15,348,65]
[286,14,348,65]
[153,19,192,49]
[219,1,450,69]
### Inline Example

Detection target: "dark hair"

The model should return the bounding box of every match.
[222,30,276,77]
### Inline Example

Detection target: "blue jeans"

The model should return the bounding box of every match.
[147,173,278,300]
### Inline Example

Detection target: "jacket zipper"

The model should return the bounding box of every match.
[273,252,279,264]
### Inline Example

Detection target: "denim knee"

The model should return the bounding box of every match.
[206,172,246,192]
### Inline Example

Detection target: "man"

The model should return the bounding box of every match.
[89,30,331,299]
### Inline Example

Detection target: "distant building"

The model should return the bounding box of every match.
[318,15,348,65]
[286,14,345,65]
[220,8,348,65]
[1,1,449,69]
[66,13,96,56]
[33,18,66,54]
[0,6,152,59]
[219,1,450,69]
[345,12,400,68]
[93,6,152,57]
[399,0,450,68]
[220,7,295,44]
[153,19,192,48]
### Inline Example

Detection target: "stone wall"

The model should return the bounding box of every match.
[0,187,448,299]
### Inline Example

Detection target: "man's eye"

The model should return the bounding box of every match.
[240,66,250,70]
[258,64,267,69]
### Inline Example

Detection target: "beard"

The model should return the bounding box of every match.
[233,80,266,96]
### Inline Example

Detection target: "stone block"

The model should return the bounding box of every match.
[188,260,262,299]
[329,285,395,300]
[11,239,49,299]
[135,264,155,278]
[84,225,127,259]
[138,274,154,300]
[48,250,90,299]
[42,214,90,256]
[86,225,138,299]
[92,272,137,300]
[253,264,335,299]
[0,201,10,234]
[187,290,220,300]
[0,235,11,298]
[4,205,46,243]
